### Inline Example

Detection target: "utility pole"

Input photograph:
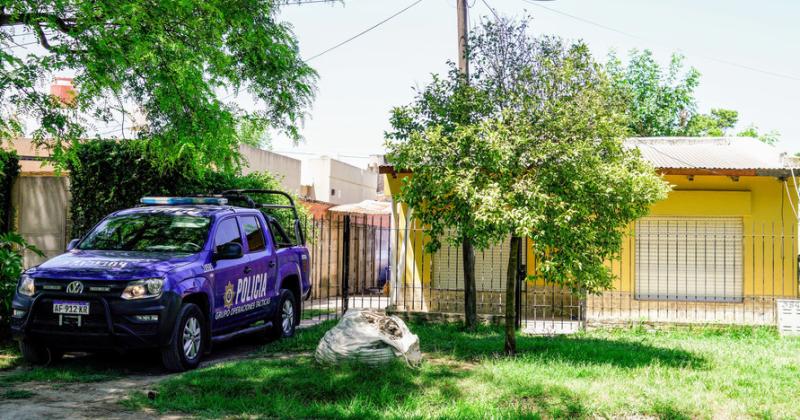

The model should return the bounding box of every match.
[456,0,477,331]
[457,0,469,77]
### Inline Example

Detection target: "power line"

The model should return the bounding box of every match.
[280,0,340,5]
[479,0,499,20]
[304,0,425,62]
[520,0,800,82]
[4,40,38,49]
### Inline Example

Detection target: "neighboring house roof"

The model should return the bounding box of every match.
[329,200,391,215]
[7,138,59,175]
[626,137,797,176]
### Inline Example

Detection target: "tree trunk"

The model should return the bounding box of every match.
[504,236,521,356]
[462,237,477,331]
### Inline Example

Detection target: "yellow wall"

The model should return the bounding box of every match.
[611,174,798,298]
[385,172,799,301]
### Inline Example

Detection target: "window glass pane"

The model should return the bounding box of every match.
[270,220,293,247]
[79,214,210,254]
[241,216,266,252]
[214,218,242,251]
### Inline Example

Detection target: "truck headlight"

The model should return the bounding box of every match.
[17,274,35,297]
[121,278,164,300]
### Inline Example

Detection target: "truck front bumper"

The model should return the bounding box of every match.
[11,291,182,351]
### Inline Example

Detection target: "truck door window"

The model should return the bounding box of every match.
[214,218,242,252]
[240,215,266,252]
[268,219,293,248]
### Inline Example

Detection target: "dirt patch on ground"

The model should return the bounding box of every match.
[0,336,295,420]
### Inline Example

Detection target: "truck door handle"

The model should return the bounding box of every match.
[268,261,276,268]
[243,266,253,274]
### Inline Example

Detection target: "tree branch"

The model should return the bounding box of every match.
[33,22,52,50]
[0,12,76,35]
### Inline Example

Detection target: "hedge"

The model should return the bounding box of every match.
[68,140,305,238]
[0,150,19,233]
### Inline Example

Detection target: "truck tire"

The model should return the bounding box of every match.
[19,340,62,365]
[270,289,297,339]
[161,303,205,372]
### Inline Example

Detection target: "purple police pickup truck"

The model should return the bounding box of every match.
[10,190,310,371]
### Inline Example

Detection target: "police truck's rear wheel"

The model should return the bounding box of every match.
[269,289,297,339]
[161,303,205,372]
[19,340,62,365]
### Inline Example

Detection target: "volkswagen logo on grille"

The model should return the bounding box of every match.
[66,281,84,294]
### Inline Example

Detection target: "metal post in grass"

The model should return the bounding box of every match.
[342,215,351,314]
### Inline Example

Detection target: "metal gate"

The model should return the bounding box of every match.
[302,213,392,325]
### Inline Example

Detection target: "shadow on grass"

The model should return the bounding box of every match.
[130,356,472,418]
[502,383,590,419]
[413,322,707,369]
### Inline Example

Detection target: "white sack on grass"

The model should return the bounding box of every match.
[315,309,422,366]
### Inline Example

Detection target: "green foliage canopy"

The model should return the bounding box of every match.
[607,50,699,137]
[608,50,779,143]
[387,19,669,293]
[0,1,317,173]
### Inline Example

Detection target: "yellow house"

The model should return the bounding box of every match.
[381,137,799,327]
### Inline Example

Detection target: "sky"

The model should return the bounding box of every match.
[266,0,800,167]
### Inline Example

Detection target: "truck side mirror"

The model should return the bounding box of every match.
[215,243,243,260]
[66,239,80,251]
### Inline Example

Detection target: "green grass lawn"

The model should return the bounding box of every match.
[128,322,800,419]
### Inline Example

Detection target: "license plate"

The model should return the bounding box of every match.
[53,301,90,315]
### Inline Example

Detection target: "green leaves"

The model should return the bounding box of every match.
[0,231,43,332]
[607,50,780,144]
[1,0,317,174]
[607,49,700,137]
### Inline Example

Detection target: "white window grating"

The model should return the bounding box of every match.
[431,234,510,291]
[635,217,743,302]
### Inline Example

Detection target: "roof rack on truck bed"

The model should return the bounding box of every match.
[221,189,305,246]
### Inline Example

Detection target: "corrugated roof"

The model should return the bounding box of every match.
[625,137,794,171]
[328,200,391,215]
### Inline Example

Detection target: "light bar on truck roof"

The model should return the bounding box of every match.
[140,197,228,206]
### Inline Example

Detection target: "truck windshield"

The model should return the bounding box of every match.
[78,213,211,253]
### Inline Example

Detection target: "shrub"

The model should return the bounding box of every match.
[0,150,20,233]
[67,140,307,239]
[0,232,43,334]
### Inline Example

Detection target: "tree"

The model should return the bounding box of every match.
[607,50,699,137]
[387,18,669,353]
[684,108,739,136]
[609,50,781,145]
[0,1,317,173]
[737,124,779,146]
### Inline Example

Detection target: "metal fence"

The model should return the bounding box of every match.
[301,213,392,325]
[300,213,798,331]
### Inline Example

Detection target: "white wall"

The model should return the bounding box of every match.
[303,156,378,205]
[239,144,302,193]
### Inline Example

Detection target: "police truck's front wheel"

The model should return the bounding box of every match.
[161,303,205,372]
[19,340,62,365]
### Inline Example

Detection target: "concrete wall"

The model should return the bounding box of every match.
[239,144,301,193]
[303,157,378,205]
[13,176,70,267]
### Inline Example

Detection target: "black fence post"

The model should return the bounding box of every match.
[341,215,351,314]
[515,239,524,330]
